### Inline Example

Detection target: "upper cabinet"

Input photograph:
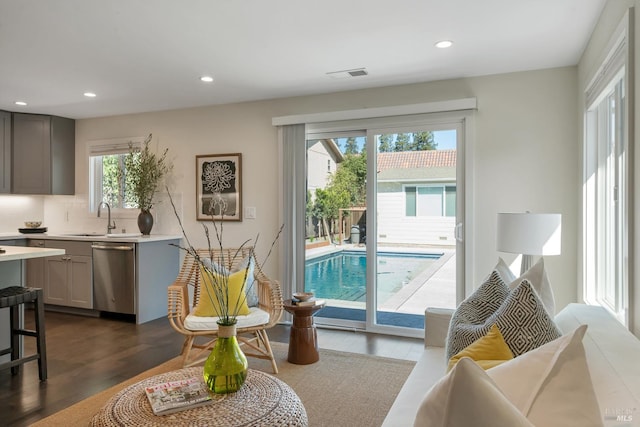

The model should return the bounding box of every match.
[12,113,75,195]
[0,111,10,194]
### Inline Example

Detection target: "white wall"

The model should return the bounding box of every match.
[73,66,579,310]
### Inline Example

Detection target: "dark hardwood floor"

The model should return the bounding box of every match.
[1,310,422,427]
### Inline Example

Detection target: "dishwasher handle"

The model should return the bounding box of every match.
[91,244,134,251]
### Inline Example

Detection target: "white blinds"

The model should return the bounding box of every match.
[87,136,144,156]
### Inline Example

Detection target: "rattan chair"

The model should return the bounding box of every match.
[167,247,283,373]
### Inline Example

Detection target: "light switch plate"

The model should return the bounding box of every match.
[245,207,256,219]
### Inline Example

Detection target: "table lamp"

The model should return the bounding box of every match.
[496,212,562,275]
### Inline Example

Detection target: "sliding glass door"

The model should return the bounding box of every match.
[302,114,466,337]
[371,127,458,332]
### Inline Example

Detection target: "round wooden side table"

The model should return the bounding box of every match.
[283,299,326,365]
[90,367,308,426]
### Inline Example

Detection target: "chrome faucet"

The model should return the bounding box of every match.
[97,202,116,234]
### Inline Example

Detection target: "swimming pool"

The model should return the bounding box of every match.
[305,250,441,304]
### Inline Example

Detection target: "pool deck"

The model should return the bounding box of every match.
[306,243,457,315]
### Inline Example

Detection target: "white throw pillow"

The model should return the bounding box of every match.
[494,257,517,283]
[488,324,603,427]
[492,257,555,315]
[414,357,534,427]
[508,257,555,315]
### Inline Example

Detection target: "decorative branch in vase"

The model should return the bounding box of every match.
[168,190,283,393]
[119,133,172,235]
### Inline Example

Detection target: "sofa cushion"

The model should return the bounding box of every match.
[447,324,514,372]
[414,357,534,427]
[447,275,560,359]
[445,271,510,359]
[494,257,555,315]
[494,257,516,283]
[185,306,270,331]
[487,325,603,427]
[488,279,561,356]
[508,258,555,315]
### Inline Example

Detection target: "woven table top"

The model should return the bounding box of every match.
[90,367,308,427]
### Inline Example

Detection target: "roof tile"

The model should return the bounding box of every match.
[377,149,457,171]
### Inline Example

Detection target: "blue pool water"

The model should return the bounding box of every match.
[305,251,441,304]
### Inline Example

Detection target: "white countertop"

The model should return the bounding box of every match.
[0,246,65,262]
[0,232,182,243]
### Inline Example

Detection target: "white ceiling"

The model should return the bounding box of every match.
[0,0,607,119]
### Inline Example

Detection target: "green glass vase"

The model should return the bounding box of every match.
[203,322,248,394]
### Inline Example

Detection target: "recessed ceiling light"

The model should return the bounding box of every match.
[84,92,97,98]
[435,40,453,49]
[200,76,214,83]
[14,101,27,106]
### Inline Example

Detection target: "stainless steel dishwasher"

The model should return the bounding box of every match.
[92,242,136,314]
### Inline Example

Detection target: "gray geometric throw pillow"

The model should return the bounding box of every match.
[445,270,510,359]
[486,279,561,356]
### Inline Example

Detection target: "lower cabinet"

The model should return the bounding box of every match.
[43,240,93,309]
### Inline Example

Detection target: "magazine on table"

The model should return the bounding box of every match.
[145,377,213,415]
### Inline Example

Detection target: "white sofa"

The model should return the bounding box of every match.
[383,303,640,426]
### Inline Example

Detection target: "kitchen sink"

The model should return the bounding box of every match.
[106,233,142,238]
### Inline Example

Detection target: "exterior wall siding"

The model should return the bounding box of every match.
[377,187,455,246]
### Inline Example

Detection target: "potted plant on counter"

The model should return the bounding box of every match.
[119,133,172,235]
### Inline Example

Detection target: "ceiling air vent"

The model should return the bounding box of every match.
[326,68,369,79]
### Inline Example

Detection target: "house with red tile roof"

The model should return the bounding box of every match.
[376,149,456,246]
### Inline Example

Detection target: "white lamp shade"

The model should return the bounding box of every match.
[496,213,562,256]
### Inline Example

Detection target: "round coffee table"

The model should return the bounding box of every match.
[90,367,308,426]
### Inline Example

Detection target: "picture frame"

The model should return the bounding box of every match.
[196,153,242,221]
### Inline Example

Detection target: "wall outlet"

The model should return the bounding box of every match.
[244,207,256,219]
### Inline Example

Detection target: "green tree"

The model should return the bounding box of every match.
[378,134,393,152]
[412,131,438,150]
[394,133,411,152]
[312,187,346,239]
[333,152,367,205]
[344,137,359,155]
[311,152,367,240]
[306,189,314,238]
[102,154,121,207]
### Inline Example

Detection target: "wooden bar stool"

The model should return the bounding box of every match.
[0,286,47,381]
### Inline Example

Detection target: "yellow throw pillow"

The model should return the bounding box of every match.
[194,265,251,317]
[447,324,514,372]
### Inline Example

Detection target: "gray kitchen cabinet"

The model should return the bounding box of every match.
[12,113,75,195]
[0,111,10,193]
[43,240,92,309]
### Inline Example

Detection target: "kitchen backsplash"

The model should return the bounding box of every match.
[0,193,183,235]
[0,195,45,231]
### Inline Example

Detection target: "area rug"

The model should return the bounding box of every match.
[31,342,415,427]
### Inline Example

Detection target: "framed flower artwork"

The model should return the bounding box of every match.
[196,153,242,221]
